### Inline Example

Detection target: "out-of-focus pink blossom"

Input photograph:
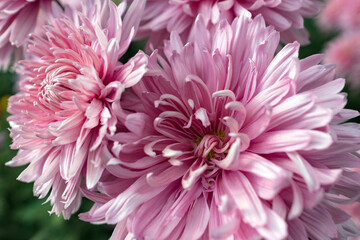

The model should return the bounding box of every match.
[80,11,360,239]
[0,0,55,70]
[324,32,360,87]
[135,0,324,48]
[319,0,360,88]
[7,0,147,219]
[319,0,360,32]
[0,0,86,70]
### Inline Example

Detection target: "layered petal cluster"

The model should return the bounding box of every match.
[0,0,54,70]
[80,11,360,239]
[135,0,324,48]
[7,0,147,218]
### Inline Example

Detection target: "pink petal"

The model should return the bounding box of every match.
[222,171,267,227]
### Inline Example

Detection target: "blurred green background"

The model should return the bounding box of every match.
[0,18,357,240]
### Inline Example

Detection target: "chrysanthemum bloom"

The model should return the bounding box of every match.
[323,32,360,87]
[7,0,147,218]
[80,11,360,239]
[135,0,324,48]
[319,0,360,32]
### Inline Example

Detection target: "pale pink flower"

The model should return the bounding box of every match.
[7,0,147,219]
[135,0,324,48]
[323,32,360,87]
[319,0,360,32]
[80,11,360,239]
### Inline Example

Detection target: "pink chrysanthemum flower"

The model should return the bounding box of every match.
[7,0,147,218]
[319,0,360,32]
[323,32,360,87]
[135,0,324,48]
[80,11,360,239]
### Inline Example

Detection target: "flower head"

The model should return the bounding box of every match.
[319,0,360,32]
[323,32,360,87]
[7,0,147,218]
[136,0,324,48]
[80,11,360,239]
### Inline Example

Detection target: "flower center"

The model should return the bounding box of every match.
[37,63,81,112]
[194,131,229,161]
